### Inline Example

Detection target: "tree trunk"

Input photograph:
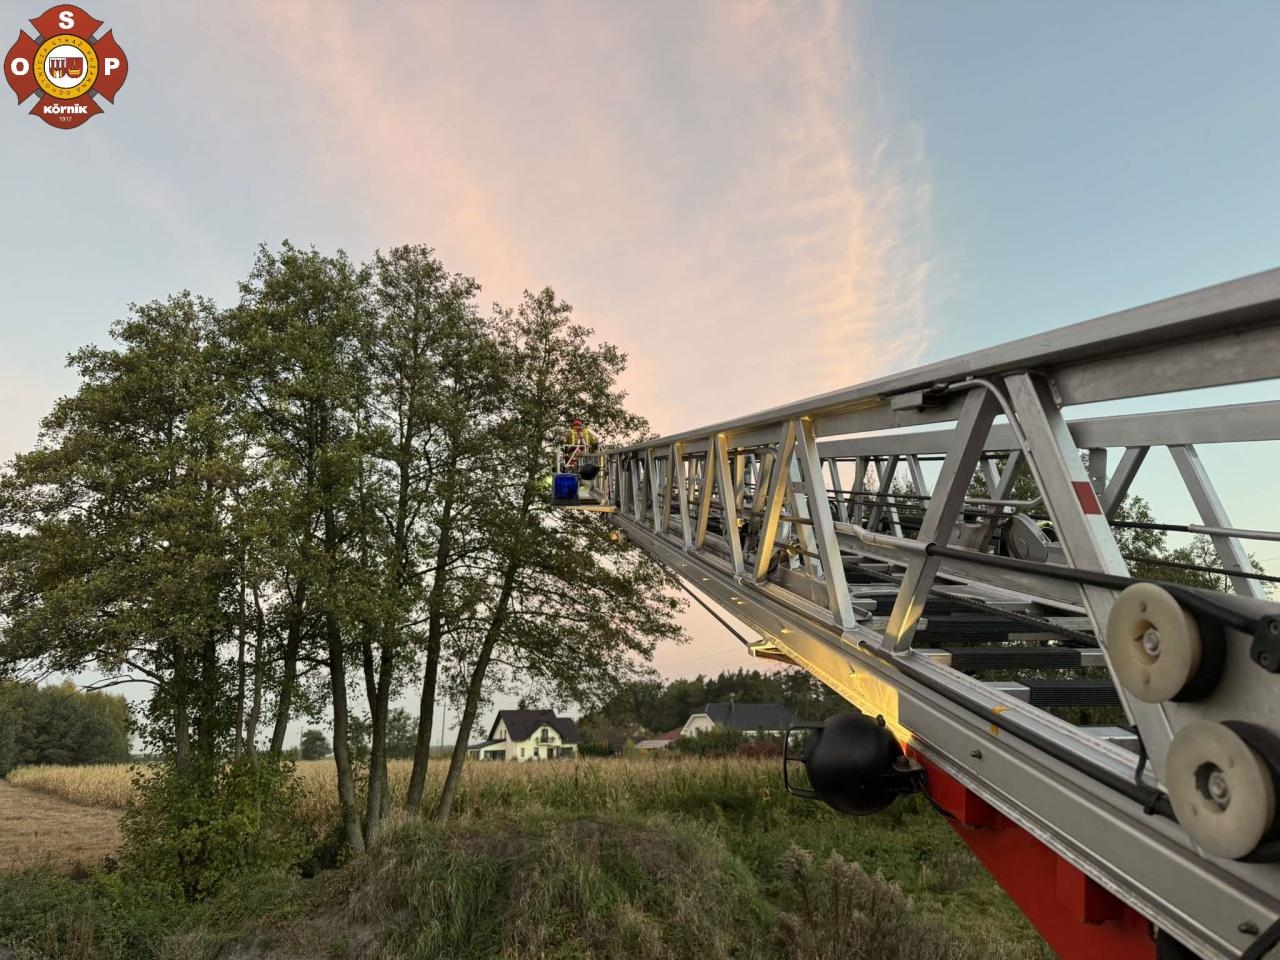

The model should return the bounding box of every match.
[434,465,538,824]
[363,646,395,845]
[173,645,190,761]
[195,631,219,758]
[233,568,247,761]
[432,634,495,824]
[359,636,391,828]
[269,582,306,756]
[327,611,365,854]
[245,586,267,762]
[407,491,455,810]
[433,557,518,824]
[405,639,440,811]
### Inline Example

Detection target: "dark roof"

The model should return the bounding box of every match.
[700,702,795,732]
[489,709,581,744]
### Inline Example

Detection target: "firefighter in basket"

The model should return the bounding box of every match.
[562,418,601,497]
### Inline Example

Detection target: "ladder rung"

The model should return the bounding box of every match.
[917,646,1101,671]
[1080,725,1139,752]
[987,679,1120,708]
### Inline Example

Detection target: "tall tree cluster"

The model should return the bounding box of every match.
[0,242,683,848]
[0,680,130,776]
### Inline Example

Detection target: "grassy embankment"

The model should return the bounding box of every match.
[1,757,1052,959]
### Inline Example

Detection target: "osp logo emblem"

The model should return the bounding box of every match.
[4,5,127,129]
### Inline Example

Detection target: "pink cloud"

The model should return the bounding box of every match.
[237,0,934,436]
[152,0,939,682]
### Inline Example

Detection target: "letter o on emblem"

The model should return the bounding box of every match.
[10,57,30,76]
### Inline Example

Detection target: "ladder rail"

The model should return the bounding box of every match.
[602,269,1280,960]
[618,516,1277,960]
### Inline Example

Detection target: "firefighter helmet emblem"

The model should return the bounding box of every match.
[3,5,127,129]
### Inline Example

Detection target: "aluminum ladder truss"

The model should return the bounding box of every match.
[601,268,1280,960]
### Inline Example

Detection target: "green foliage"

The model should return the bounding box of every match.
[0,689,18,777]
[384,709,418,759]
[0,681,130,776]
[0,294,241,757]
[342,709,418,763]
[120,755,306,903]
[299,729,330,761]
[580,667,843,744]
[669,727,784,758]
[0,865,301,960]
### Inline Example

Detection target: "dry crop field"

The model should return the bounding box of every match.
[8,755,801,832]
[0,781,122,872]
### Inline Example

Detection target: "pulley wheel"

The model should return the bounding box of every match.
[1106,583,1202,703]
[1165,721,1276,860]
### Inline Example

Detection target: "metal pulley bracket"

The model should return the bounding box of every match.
[1249,616,1280,674]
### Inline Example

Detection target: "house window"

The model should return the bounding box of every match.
[539,727,551,743]
[520,747,525,757]
[534,747,540,758]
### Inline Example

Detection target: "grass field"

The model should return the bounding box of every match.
[1,757,1053,959]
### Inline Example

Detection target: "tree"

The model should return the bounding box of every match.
[0,294,240,759]
[0,681,130,775]
[432,289,684,822]
[223,242,375,853]
[0,243,686,860]
[361,245,494,834]
[299,728,331,760]
[385,708,418,760]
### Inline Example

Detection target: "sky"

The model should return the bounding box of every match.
[2,1,1279,739]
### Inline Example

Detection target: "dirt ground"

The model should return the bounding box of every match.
[0,781,122,873]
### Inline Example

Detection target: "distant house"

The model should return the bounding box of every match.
[635,726,684,751]
[680,702,795,738]
[466,709,581,762]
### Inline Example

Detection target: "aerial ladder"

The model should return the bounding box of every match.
[592,269,1280,960]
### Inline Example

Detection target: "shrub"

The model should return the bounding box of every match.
[773,845,1041,960]
[120,754,306,903]
[669,726,783,758]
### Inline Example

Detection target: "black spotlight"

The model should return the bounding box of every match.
[784,710,921,816]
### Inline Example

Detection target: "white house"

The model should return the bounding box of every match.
[680,702,796,738]
[467,709,581,762]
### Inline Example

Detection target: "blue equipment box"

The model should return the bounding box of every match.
[552,473,579,502]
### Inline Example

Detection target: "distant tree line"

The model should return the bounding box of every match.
[298,709,425,762]
[578,667,845,749]
[0,241,683,870]
[0,680,130,776]
[970,453,1265,592]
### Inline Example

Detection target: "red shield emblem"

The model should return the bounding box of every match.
[2,5,127,129]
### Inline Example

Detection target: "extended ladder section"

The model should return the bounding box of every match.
[602,269,1280,960]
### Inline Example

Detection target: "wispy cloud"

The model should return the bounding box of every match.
[235,0,933,434]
